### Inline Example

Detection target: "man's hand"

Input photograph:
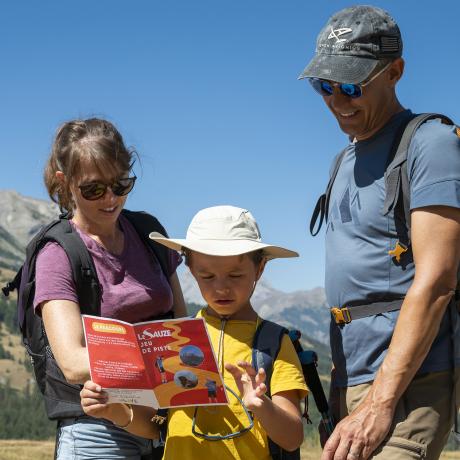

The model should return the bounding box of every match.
[225,361,268,410]
[321,391,393,460]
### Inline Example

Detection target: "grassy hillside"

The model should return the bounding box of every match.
[0,440,459,460]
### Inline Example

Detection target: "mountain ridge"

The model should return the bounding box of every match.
[0,190,331,345]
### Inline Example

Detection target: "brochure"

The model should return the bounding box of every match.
[82,315,228,409]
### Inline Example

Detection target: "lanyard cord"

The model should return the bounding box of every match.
[191,312,255,440]
[217,316,228,376]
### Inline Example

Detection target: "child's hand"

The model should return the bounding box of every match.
[80,380,111,419]
[225,361,268,411]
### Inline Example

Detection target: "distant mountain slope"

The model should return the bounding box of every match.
[0,190,331,347]
[178,269,330,345]
[0,190,59,270]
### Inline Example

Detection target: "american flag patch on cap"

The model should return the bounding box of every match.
[380,36,400,54]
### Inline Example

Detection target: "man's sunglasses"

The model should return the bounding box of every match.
[78,176,137,201]
[308,63,391,99]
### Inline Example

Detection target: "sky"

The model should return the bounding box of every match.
[1,0,459,292]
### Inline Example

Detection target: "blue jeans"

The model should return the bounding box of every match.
[56,416,161,460]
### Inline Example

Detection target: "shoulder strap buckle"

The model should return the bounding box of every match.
[331,306,351,324]
[2,282,15,297]
[388,240,409,263]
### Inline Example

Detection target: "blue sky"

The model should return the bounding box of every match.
[1,1,459,292]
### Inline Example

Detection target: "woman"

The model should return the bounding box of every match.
[34,118,186,459]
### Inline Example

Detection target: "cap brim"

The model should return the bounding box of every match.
[149,232,298,260]
[298,54,379,84]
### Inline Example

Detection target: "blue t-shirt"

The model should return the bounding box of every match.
[325,109,460,387]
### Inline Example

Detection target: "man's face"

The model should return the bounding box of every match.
[322,60,402,141]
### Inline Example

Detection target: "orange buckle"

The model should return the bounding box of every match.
[331,307,352,324]
[388,241,408,263]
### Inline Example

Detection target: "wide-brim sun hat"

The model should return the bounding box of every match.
[298,5,402,84]
[149,205,298,260]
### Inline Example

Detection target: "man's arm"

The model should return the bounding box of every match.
[322,205,460,460]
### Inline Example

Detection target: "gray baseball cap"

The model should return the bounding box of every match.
[299,5,402,84]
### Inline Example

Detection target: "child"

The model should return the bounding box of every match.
[80,206,308,459]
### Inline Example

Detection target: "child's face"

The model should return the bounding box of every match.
[188,252,265,320]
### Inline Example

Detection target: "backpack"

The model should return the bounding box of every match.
[252,319,331,460]
[309,113,460,321]
[2,209,172,421]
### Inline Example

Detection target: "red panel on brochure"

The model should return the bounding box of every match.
[83,315,228,409]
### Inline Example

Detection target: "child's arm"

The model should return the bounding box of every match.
[80,381,160,440]
[225,362,304,452]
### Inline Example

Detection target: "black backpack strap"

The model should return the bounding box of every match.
[122,210,172,283]
[252,320,301,460]
[383,113,454,244]
[252,319,287,397]
[16,219,67,330]
[13,216,100,420]
[310,148,348,236]
[2,267,22,297]
[44,218,101,316]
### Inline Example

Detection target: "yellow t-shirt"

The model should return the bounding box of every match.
[163,309,308,460]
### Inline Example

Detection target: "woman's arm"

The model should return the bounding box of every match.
[169,272,187,317]
[225,362,304,451]
[80,381,159,439]
[41,299,90,384]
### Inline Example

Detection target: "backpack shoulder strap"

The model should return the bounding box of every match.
[43,218,101,316]
[383,113,454,242]
[252,319,287,397]
[122,209,171,282]
[253,321,301,460]
[310,147,348,236]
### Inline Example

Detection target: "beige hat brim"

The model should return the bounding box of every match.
[149,232,298,260]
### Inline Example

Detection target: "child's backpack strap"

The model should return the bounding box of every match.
[252,319,301,460]
[252,319,287,397]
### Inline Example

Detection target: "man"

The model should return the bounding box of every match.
[299,5,460,460]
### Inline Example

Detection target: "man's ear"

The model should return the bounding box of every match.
[388,58,404,88]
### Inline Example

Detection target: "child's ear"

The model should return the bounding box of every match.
[255,258,267,281]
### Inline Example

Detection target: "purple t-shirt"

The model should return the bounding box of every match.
[34,214,181,323]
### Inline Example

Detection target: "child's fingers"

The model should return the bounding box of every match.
[255,368,266,385]
[237,361,257,376]
[225,363,243,379]
[255,382,267,397]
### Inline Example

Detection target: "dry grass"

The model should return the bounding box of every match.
[0,323,32,391]
[299,443,460,460]
[0,440,458,460]
[0,440,55,460]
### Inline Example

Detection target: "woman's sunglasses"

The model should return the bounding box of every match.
[308,63,391,99]
[78,176,137,201]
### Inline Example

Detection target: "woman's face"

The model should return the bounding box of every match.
[68,160,129,230]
